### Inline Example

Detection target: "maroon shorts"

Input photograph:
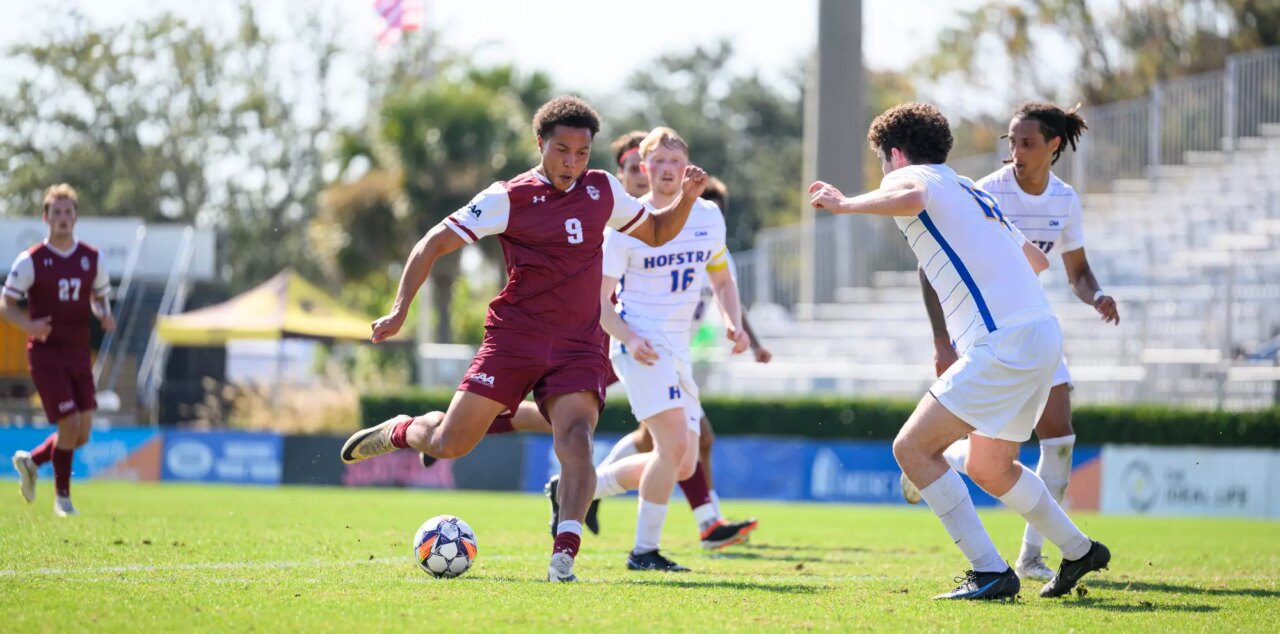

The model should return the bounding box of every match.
[28,347,96,422]
[459,329,611,424]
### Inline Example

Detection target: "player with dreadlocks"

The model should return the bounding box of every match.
[903,101,1119,583]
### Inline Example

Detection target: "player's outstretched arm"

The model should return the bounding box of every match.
[598,276,657,365]
[917,266,957,376]
[808,179,927,217]
[371,224,466,344]
[707,265,749,354]
[1061,247,1119,324]
[630,165,707,247]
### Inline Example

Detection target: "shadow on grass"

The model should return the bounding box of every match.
[611,577,821,594]
[464,575,821,594]
[737,543,873,554]
[1090,579,1280,599]
[1064,596,1220,613]
[705,551,830,564]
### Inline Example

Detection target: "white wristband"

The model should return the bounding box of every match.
[1093,290,1106,303]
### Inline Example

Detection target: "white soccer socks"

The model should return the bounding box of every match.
[1021,435,1075,557]
[998,464,1091,562]
[634,499,668,554]
[919,468,1006,573]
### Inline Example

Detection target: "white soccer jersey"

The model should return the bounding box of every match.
[976,165,1084,257]
[602,196,729,353]
[884,164,1053,355]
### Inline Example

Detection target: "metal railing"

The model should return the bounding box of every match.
[93,225,146,388]
[137,226,195,423]
[734,45,1280,311]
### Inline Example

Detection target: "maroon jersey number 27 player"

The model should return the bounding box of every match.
[3,184,114,517]
[340,96,707,583]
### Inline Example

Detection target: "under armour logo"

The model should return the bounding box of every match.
[533,196,546,203]
[44,258,53,266]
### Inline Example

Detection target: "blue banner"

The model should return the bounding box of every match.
[162,431,283,485]
[0,427,160,481]
[521,433,1101,506]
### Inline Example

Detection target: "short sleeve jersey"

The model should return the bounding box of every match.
[976,165,1085,258]
[444,168,648,343]
[4,240,109,351]
[601,196,728,351]
[883,164,1053,355]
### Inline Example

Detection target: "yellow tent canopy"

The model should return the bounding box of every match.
[156,269,385,345]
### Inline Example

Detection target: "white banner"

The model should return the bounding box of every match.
[1,218,215,281]
[1100,445,1280,519]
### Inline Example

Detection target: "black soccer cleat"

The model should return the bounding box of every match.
[419,452,438,469]
[700,518,759,550]
[933,567,1021,600]
[626,549,690,572]
[1040,540,1111,598]
[585,498,600,535]
[544,476,561,538]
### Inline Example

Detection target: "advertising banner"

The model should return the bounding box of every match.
[1100,445,1279,518]
[0,427,161,482]
[162,431,283,485]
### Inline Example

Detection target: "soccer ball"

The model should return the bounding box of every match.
[413,515,478,578]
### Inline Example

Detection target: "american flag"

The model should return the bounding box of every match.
[374,0,424,46]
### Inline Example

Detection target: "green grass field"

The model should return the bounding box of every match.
[2,481,1278,632]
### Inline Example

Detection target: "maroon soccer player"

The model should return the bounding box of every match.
[4,184,114,517]
[341,97,706,582]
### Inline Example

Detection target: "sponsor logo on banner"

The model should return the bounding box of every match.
[162,432,283,485]
[0,428,159,482]
[810,447,899,502]
[1101,445,1277,518]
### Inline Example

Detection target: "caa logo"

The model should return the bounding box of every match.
[58,399,76,413]
[1048,219,1061,227]
[695,231,708,237]
[586,185,600,201]
[469,373,496,387]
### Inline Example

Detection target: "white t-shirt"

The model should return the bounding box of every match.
[976,165,1084,258]
[884,164,1053,355]
[602,196,729,353]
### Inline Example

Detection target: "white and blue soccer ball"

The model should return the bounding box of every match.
[413,515,478,578]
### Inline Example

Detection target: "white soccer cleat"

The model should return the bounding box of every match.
[12,451,37,503]
[547,552,578,583]
[900,472,922,505]
[1015,552,1055,582]
[340,415,411,464]
[53,496,79,517]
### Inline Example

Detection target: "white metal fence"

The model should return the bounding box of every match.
[734,46,1280,311]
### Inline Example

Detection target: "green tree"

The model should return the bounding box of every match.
[0,3,344,291]
[920,0,1280,105]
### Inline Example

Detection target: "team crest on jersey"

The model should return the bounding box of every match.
[81,256,91,271]
[586,185,600,201]
[468,372,496,387]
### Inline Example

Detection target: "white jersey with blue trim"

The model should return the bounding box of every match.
[976,164,1085,258]
[884,163,1053,355]
[601,196,729,354]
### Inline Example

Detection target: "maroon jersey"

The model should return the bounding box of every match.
[445,169,648,344]
[4,240,109,353]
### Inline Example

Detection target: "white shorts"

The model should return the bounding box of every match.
[611,338,702,434]
[931,317,1063,443]
[1052,355,1073,389]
